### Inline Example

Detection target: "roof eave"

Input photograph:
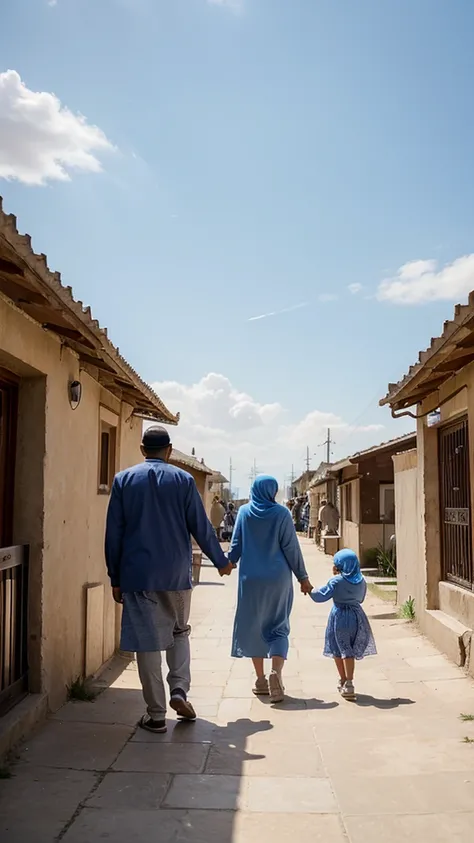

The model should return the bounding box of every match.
[0,198,178,425]
[380,295,474,410]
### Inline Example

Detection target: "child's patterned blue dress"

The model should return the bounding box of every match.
[311,575,377,660]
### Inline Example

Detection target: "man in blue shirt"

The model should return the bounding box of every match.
[105,426,233,733]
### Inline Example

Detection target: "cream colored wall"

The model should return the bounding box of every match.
[1,294,142,711]
[359,523,395,557]
[393,450,425,613]
[340,478,360,554]
[341,520,359,555]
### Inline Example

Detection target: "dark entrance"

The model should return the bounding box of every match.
[439,417,473,590]
[0,371,29,715]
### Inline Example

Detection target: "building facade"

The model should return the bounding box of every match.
[0,200,178,730]
[329,434,416,563]
[382,294,474,674]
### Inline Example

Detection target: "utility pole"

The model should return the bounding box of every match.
[318,428,334,463]
[288,463,296,497]
[305,445,311,472]
[249,458,259,483]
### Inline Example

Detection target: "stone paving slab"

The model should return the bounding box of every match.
[205,736,326,776]
[242,775,337,813]
[319,733,474,775]
[15,720,133,771]
[61,808,236,843]
[0,768,97,843]
[331,770,474,815]
[85,771,170,810]
[50,687,145,726]
[233,814,348,843]
[344,813,474,843]
[3,539,474,842]
[112,740,209,773]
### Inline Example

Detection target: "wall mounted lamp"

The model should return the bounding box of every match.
[69,380,82,410]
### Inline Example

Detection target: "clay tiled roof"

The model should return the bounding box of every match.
[328,432,417,473]
[0,198,178,424]
[210,471,229,485]
[170,449,214,475]
[380,293,474,411]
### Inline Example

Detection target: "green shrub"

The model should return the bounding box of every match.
[398,596,416,620]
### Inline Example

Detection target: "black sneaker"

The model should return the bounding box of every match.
[170,688,197,720]
[138,714,167,733]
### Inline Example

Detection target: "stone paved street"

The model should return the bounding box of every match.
[2,540,474,842]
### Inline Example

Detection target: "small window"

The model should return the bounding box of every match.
[380,484,395,522]
[344,484,353,522]
[98,421,117,494]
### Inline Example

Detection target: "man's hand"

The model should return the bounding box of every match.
[112,587,123,604]
[300,578,313,595]
[219,562,235,577]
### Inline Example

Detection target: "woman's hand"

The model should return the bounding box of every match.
[299,578,313,595]
[219,561,235,577]
[112,587,123,604]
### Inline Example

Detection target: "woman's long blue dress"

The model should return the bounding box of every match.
[228,501,308,659]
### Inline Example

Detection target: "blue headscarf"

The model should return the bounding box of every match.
[334,549,363,584]
[249,475,279,517]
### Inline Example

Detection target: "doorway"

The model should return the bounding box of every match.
[439,417,473,590]
[0,370,29,715]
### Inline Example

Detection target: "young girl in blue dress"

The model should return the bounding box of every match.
[310,548,376,700]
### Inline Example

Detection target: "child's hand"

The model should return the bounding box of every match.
[300,578,313,595]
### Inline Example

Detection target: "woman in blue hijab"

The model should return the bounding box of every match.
[310,548,377,700]
[228,475,313,702]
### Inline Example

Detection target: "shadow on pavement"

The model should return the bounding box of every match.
[351,694,416,709]
[369,611,400,621]
[254,695,339,711]
[194,581,226,587]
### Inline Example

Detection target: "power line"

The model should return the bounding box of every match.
[249,458,259,482]
[316,428,335,464]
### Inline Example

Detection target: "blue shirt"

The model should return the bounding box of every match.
[105,459,228,592]
[228,503,308,582]
[310,575,367,606]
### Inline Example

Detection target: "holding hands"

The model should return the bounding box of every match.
[299,577,313,595]
[219,561,236,577]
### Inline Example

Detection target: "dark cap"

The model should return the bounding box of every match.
[142,426,171,449]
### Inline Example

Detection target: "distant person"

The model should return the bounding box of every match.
[228,475,313,703]
[105,426,234,734]
[222,502,236,541]
[301,495,310,535]
[318,499,339,536]
[210,495,226,540]
[309,549,376,700]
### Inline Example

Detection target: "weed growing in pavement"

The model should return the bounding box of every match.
[398,597,416,620]
[462,736,474,743]
[68,677,97,702]
[460,713,474,722]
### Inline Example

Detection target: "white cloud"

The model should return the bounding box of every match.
[377,255,474,305]
[248,302,308,322]
[151,372,386,494]
[0,70,114,186]
[318,293,339,302]
[348,283,363,295]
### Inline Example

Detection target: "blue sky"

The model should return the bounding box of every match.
[2,0,474,492]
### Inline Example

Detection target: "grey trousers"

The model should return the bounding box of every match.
[136,590,192,720]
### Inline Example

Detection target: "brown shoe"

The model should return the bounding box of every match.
[269,670,285,703]
[252,677,270,696]
[170,689,197,720]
